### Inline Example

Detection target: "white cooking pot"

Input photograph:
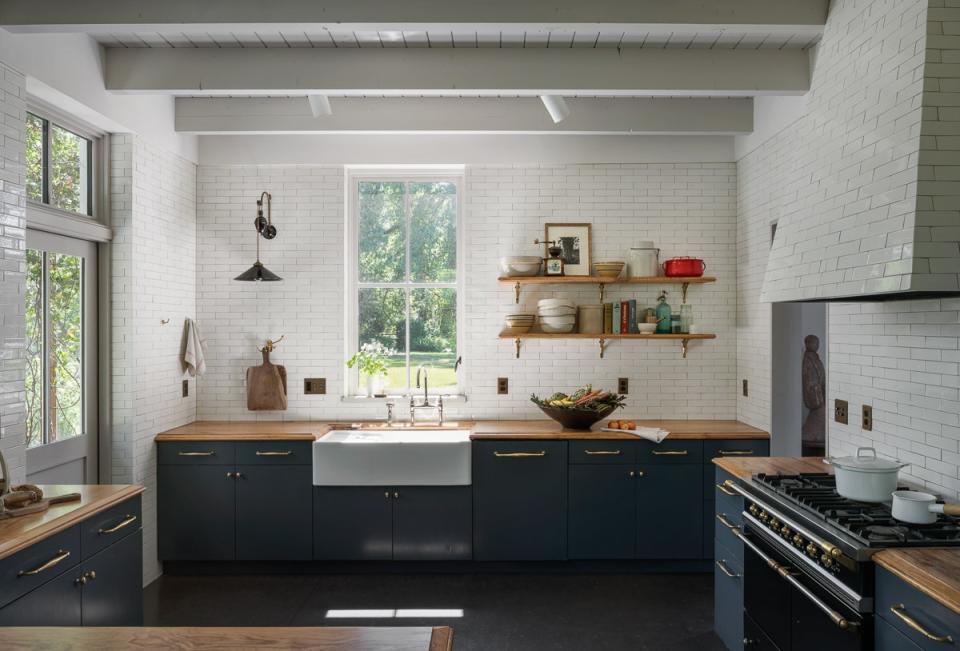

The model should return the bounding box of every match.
[891,490,960,524]
[823,447,909,502]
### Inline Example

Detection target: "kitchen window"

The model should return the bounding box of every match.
[26,110,94,217]
[346,171,463,397]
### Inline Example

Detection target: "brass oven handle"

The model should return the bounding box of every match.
[716,481,737,496]
[255,451,293,456]
[731,528,856,632]
[715,560,740,579]
[652,450,688,456]
[18,550,71,577]
[98,514,137,535]
[584,450,621,456]
[719,450,754,456]
[178,451,214,457]
[716,513,737,529]
[494,451,546,458]
[889,604,954,643]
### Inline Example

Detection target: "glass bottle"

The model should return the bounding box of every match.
[680,304,693,334]
[655,291,672,334]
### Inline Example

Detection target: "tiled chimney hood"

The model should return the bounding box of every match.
[760,0,960,303]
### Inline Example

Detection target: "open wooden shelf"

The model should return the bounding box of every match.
[497,275,716,302]
[498,331,716,359]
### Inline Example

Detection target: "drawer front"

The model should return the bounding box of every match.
[714,542,744,651]
[0,568,82,626]
[713,467,744,526]
[236,441,312,465]
[637,439,702,464]
[158,441,235,465]
[81,495,142,560]
[877,567,960,651]
[0,525,81,609]
[569,441,636,464]
[703,439,770,461]
[877,614,923,651]
[714,509,744,565]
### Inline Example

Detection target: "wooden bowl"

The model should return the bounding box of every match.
[536,403,619,430]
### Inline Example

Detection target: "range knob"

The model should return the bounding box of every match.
[780,526,792,538]
[769,518,780,530]
[793,534,804,547]
[806,543,819,557]
[749,504,760,516]
[821,554,833,569]
[759,511,770,523]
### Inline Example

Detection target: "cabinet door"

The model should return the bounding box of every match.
[394,487,472,561]
[313,487,393,560]
[0,570,82,626]
[158,464,236,560]
[568,465,635,559]
[80,530,143,626]
[473,441,567,561]
[635,463,703,559]
[713,550,744,651]
[236,465,312,560]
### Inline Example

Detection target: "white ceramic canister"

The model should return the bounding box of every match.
[628,241,660,278]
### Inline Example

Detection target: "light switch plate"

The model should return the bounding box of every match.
[618,378,629,394]
[862,404,872,431]
[835,399,848,425]
[304,378,326,395]
[497,378,508,395]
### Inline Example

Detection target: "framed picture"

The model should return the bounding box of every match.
[544,223,592,276]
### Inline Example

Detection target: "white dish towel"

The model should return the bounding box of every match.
[183,318,207,377]
[600,427,670,443]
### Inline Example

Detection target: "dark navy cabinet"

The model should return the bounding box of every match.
[714,467,746,651]
[158,441,313,561]
[876,566,959,650]
[473,441,567,561]
[80,529,143,626]
[636,461,703,559]
[568,464,636,559]
[313,486,471,561]
[0,570,82,626]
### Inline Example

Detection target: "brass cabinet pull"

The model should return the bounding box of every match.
[652,450,688,456]
[719,449,754,456]
[98,514,137,535]
[716,513,737,530]
[178,451,214,457]
[889,604,954,643]
[256,450,293,456]
[716,481,737,496]
[585,450,621,456]
[494,451,546,458]
[715,559,741,579]
[19,550,71,577]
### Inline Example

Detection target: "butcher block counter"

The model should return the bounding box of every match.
[0,626,454,651]
[874,548,960,615]
[156,419,768,442]
[0,484,144,561]
[712,455,828,480]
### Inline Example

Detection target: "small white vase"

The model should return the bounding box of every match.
[367,375,386,397]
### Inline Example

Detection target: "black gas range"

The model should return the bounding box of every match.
[724,472,960,650]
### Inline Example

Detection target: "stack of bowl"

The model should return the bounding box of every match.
[503,313,535,335]
[593,261,626,278]
[499,256,543,277]
[537,298,576,333]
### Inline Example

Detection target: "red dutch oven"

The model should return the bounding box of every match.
[662,257,706,277]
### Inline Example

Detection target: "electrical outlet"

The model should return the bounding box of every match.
[862,404,873,431]
[742,379,748,397]
[835,399,848,425]
[497,377,509,395]
[304,378,326,395]
[182,380,189,398]
[618,378,629,394]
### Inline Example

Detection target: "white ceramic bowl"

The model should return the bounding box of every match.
[537,298,576,309]
[499,257,543,277]
[538,306,576,318]
[502,324,533,335]
[636,323,657,334]
[540,316,576,326]
[540,322,576,334]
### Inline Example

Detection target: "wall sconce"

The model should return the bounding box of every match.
[235,191,282,281]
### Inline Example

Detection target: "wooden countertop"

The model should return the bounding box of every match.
[0,626,453,651]
[157,419,768,442]
[713,456,829,480]
[0,484,144,561]
[874,548,960,615]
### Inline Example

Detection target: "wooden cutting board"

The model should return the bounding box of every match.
[246,350,288,411]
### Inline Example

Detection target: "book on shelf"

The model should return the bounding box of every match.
[612,303,621,334]
[628,299,638,334]
[620,301,629,334]
[603,303,613,334]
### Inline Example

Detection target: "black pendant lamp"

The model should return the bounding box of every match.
[235,191,282,281]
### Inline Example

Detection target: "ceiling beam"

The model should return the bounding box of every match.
[174,97,753,135]
[106,47,810,96]
[0,0,828,31]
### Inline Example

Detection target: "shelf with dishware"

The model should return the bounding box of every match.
[498,331,717,359]
[497,275,717,303]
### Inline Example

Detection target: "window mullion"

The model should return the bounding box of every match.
[404,182,412,391]
[41,118,50,205]
[41,252,50,445]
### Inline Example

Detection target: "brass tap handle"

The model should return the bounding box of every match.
[98,514,137,535]
[19,550,71,577]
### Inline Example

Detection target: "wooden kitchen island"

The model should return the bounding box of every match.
[0,626,454,651]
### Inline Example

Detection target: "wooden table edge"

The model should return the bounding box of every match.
[430,626,455,651]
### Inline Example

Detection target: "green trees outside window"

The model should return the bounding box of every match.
[25,112,92,216]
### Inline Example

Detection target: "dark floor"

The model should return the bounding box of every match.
[144,572,724,651]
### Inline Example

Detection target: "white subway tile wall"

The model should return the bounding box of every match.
[0,62,25,483]
[111,135,197,583]
[196,163,737,421]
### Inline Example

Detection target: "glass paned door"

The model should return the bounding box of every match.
[25,230,98,484]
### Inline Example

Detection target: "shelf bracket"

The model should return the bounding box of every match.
[514,282,521,304]
[599,337,606,359]
[681,282,690,304]
[681,338,690,359]
[514,337,521,359]
[598,283,605,303]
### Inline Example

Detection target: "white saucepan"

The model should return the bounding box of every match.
[891,490,960,525]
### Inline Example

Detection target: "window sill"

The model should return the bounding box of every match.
[340,394,468,403]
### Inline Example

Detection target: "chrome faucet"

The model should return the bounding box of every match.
[410,366,443,423]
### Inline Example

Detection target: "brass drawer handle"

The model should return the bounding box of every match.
[584,450,621,456]
[716,559,741,579]
[256,451,293,456]
[716,481,737,496]
[719,449,754,456]
[890,604,954,643]
[652,450,688,456]
[716,513,738,530]
[494,451,546,458]
[98,514,137,535]
[19,550,71,577]
[177,451,214,457]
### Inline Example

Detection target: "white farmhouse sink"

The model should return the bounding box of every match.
[313,429,472,486]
